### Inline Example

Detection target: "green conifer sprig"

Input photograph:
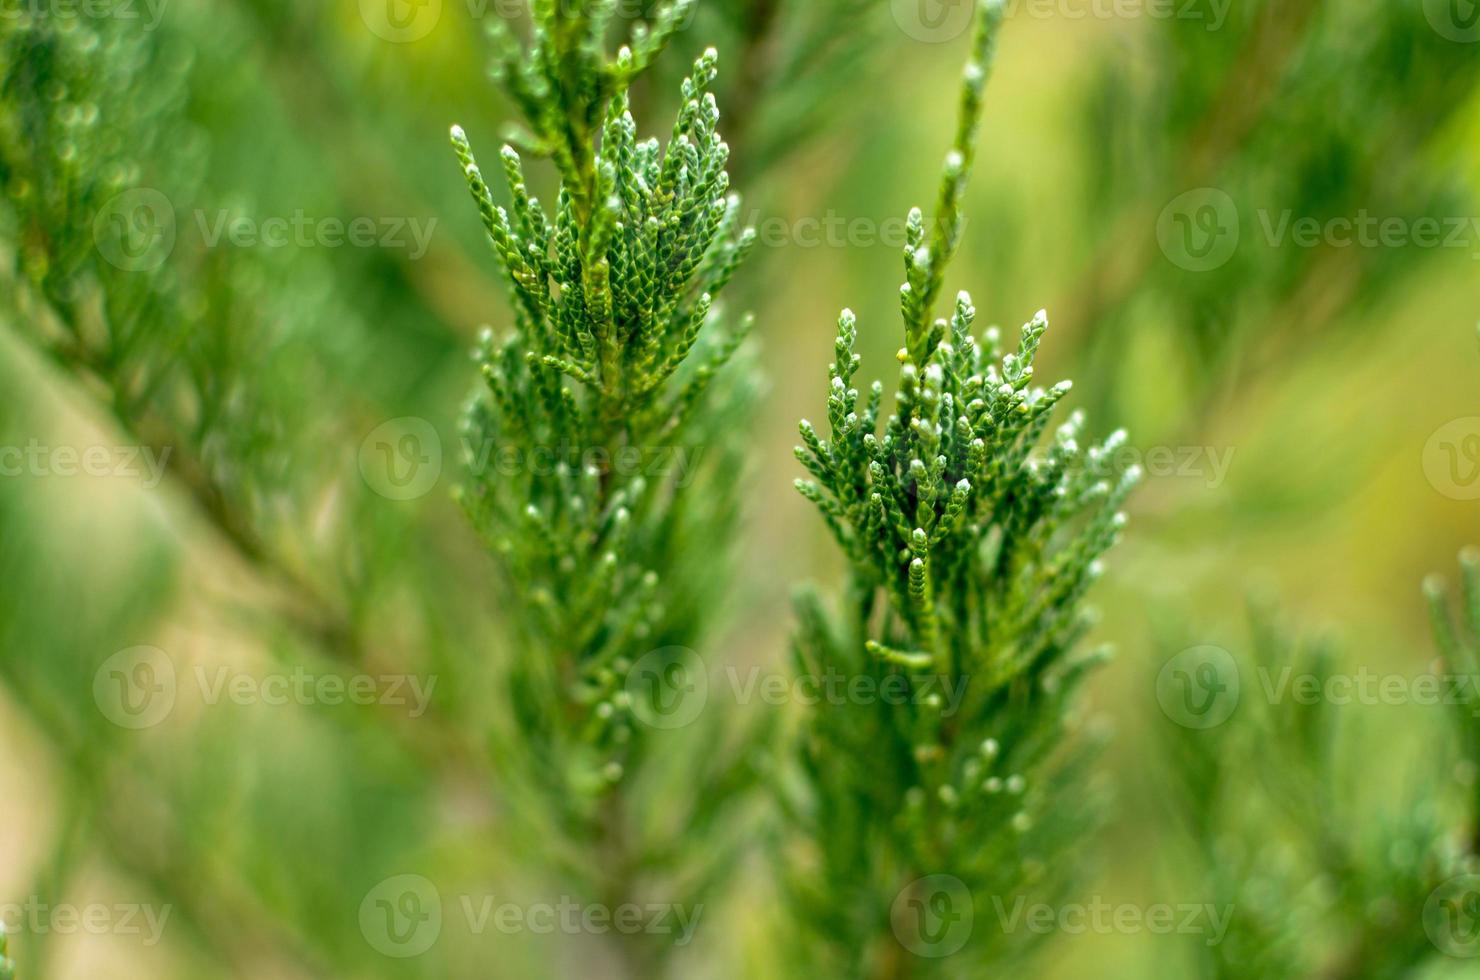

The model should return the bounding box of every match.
[451,4,760,964]
[786,0,1138,971]
[454,0,756,774]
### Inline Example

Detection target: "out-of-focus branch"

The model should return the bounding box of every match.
[1,271,494,792]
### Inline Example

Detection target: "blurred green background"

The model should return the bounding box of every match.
[2,0,1479,975]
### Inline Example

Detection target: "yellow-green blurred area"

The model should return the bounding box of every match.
[2,0,1480,976]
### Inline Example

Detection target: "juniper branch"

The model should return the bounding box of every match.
[453,2,760,970]
[786,2,1138,974]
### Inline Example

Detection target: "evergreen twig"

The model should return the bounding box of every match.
[453,1,762,970]
[785,1,1138,974]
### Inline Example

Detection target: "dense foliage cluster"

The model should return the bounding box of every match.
[452,0,760,969]
[786,1,1138,972]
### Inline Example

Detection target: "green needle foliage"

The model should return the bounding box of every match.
[2,0,1471,976]
[0,9,350,579]
[786,1,1138,973]
[1,10,474,979]
[451,0,760,965]
[1157,564,1480,980]
[1158,613,1435,979]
